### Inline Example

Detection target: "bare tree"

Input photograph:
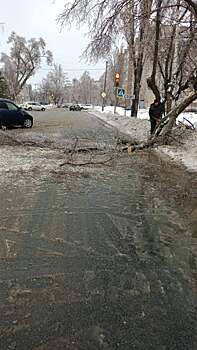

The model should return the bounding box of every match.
[1,32,53,100]
[59,0,152,116]
[120,0,153,116]
[147,0,197,108]
[145,0,197,138]
[67,72,102,105]
[78,71,93,104]
[39,64,67,104]
[59,0,197,135]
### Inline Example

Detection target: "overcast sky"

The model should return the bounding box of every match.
[0,0,105,86]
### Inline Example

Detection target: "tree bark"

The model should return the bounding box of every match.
[160,91,197,136]
[150,90,197,139]
[166,91,173,113]
[130,0,152,117]
[146,0,162,101]
[131,65,142,117]
[126,44,133,108]
[131,22,145,117]
[184,0,197,19]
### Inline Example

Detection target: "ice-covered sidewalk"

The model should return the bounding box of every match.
[90,106,197,172]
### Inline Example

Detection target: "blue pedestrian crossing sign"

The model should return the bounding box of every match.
[117,88,125,98]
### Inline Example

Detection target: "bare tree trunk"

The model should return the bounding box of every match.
[126,44,133,108]
[150,90,197,140]
[131,64,142,117]
[131,19,145,117]
[130,91,197,149]
[147,0,163,101]
[166,91,173,113]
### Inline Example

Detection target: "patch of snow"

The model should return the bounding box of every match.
[0,146,60,185]
[90,106,197,172]
[156,132,197,172]
[177,112,197,128]
[90,106,150,143]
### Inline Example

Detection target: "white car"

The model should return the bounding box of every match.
[23,102,46,111]
[79,104,93,110]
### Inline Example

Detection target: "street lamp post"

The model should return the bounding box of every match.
[102,61,108,112]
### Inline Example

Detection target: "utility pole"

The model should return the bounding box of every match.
[102,61,108,112]
[0,23,5,28]
[114,72,120,114]
[114,88,118,114]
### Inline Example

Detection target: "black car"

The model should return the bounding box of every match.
[0,99,33,128]
[185,108,197,113]
[69,104,82,111]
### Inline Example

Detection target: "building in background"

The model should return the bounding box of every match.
[115,47,155,109]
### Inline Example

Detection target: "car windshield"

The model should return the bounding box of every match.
[6,102,18,111]
[0,102,8,109]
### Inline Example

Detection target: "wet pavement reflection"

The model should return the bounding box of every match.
[0,115,197,349]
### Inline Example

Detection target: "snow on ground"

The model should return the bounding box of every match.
[176,112,197,128]
[0,146,61,185]
[90,106,197,172]
[90,106,150,143]
[155,130,197,172]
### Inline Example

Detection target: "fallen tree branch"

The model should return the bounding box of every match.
[166,132,185,145]
[60,156,115,167]
[0,130,25,146]
[183,117,195,130]
[178,120,194,130]
[69,137,78,159]
[64,146,102,154]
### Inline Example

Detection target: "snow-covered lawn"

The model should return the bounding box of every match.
[89,106,197,172]
[89,106,150,143]
[91,105,197,127]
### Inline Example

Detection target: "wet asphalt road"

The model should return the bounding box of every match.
[0,109,197,350]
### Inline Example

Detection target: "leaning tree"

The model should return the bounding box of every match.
[146,0,197,139]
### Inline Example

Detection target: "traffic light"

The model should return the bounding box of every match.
[115,73,120,87]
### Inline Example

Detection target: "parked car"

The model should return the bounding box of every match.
[0,99,33,128]
[79,104,92,110]
[62,103,72,109]
[69,104,83,111]
[185,108,197,113]
[23,101,46,111]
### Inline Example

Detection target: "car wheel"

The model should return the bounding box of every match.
[41,108,45,111]
[28,107,32,111]
[23,119,33,128]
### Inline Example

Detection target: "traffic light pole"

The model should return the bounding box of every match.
[114,88,118,114]
[114,72,120,114]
